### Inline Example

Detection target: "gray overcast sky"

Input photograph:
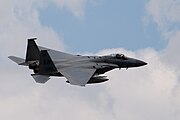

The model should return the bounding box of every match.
[0,0,180,120]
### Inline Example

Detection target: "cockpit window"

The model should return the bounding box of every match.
[111,54,128,60]
[111,54,127,60]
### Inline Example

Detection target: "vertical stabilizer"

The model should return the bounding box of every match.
[39,50,58,74]
[25,38,40,62]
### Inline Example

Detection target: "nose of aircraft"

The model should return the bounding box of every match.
[136,60,147,67]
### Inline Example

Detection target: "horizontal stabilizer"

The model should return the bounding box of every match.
[31,74,50,83]
[8,56,28,66]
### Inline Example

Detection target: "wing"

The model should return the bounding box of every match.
[59,67,96,86]
[38,46,77,60]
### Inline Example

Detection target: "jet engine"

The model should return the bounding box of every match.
[29,62,39,73]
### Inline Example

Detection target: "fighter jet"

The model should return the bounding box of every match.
[8,38,147,86]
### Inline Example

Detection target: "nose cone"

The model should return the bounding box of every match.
[136,60,147,67]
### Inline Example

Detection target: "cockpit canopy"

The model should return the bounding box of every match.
[111,54,128,60]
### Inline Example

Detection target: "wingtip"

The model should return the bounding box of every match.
[28,37,37,41]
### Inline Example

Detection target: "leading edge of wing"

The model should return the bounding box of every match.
[59,68,96,86]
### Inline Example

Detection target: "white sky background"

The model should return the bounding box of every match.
[0,0,180,120]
